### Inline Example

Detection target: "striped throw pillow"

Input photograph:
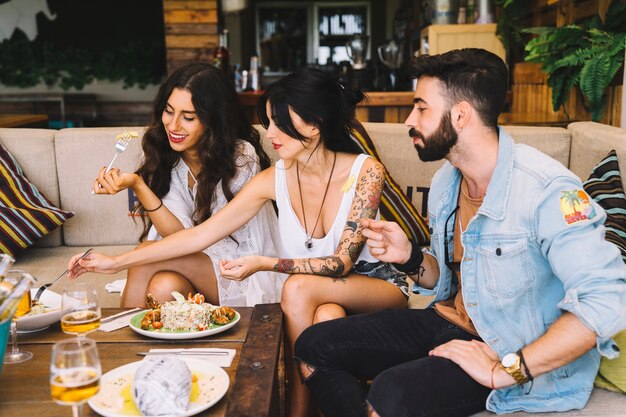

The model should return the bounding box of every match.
[350,120,430,246]
[0,143,74,257]
[583,150,626,263]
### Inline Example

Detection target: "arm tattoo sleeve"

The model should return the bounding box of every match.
[273,256,346,278]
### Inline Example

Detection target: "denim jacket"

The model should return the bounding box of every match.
[416,128,626,413]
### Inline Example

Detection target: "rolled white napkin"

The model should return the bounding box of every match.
[98,308,142,332]
[105,278,127,293]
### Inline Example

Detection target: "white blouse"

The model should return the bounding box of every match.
[147,140,286,306]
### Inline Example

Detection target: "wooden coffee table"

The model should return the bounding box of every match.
[0,303,285,417]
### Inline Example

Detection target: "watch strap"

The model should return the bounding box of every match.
[500,354,529,385]
[507,366,529,385]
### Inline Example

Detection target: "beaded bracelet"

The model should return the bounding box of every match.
[143,198,163,213]
[392,239,424,276]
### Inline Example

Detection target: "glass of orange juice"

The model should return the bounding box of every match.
[3,270,36,364]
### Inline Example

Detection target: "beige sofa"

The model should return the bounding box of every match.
[1,122,625,414]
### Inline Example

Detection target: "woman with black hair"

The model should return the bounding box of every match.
[71,66,409,416]
[91,63,286,307]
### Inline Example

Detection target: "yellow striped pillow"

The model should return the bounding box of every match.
[0,143,74,257]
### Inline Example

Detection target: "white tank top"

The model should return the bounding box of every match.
[275,153,379,263]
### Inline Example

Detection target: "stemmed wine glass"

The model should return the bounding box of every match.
[50,338,101,417]
[61,283,101,339]
[3,270,36,364]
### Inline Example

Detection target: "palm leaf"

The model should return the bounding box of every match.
[579,54,612,120]
[548,69,579,112]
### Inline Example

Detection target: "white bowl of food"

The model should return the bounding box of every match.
[17,289,68,332]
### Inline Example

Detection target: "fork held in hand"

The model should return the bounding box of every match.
[92,130,138,195]
[32,248,94,303]
[104,130,138,174]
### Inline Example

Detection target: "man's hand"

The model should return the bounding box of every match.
[430,339,515,389]
[218,256,263,281]
[361,218,412,264]
[67,251,120,278]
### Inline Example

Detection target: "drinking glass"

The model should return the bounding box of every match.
[50,338,101,417]
[3,270,36,364]
[0,253,15,276]
[61,283,101,339]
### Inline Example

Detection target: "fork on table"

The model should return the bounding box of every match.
[92,130,138,194]
[32,248,94,303]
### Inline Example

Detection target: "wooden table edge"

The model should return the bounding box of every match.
[225,303,284,417]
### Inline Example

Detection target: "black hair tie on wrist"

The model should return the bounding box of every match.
[517,348,534,381]
[143,198,163,213]
[393,240,424,276]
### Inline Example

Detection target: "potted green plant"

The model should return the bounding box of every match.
[521,1,626,121]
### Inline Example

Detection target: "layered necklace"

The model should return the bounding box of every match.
[296,153,337,250]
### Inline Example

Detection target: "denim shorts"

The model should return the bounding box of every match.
[353,261,410,298]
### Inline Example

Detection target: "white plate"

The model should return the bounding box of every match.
[88,358,229,417]
[128,309,240,340]
[16,289,71,332]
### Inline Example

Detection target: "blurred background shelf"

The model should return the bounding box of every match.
[0,114,49,128]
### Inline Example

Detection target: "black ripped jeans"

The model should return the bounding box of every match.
[294,308,491,417]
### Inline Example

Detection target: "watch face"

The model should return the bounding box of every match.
[502,353,518,368]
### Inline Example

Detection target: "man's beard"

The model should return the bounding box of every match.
[410,111,458,162]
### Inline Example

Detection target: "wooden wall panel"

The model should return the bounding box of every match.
[511,63,622,127]
[530,0,623,27]
[165,34,218,48]
[163,0,219,75]
[163,1,217,10]
[164,10,218,23]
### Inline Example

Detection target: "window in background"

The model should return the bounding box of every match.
[315,3,370,66]
[255,1,370,71]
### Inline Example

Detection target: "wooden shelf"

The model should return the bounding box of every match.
[420,24,506,62]
[0,114,48,128]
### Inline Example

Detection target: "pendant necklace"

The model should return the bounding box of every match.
[296,153,337,250]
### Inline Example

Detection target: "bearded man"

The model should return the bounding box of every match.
[293,48,626,417]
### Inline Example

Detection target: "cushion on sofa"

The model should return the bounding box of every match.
[569,121,626,184]
[0,143,74,257]
[350,121,430,245]
[55,127,146,246]
[583,150,626,263]
[0,128,63,247]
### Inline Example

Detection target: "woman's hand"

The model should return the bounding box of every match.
[67,251,121,279]
[218,256,265,281]
[361,218,413,264]
[92,167,140,195]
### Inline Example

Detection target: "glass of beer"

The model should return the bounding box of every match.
[3,270,36,364]
[50,338,101,417]
[61,283,101,339]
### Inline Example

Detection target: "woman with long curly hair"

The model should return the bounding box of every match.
[91,63,286,307]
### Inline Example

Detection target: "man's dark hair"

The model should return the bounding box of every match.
[410,48,508,128]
